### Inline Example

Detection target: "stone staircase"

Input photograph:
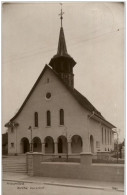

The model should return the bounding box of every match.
[2,155,27,173]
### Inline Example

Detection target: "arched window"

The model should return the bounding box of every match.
[110,131,112,145]
[60,109,64,125]
[34,112,38,127]
[108,130,109,145]
[102,127,103,144]
[47,110,51,126]
[105,129,106,144]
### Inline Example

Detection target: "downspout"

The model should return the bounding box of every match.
[88,111,95,153]
[88,111,95,119]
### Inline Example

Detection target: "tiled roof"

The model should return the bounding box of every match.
[73,89,103,117]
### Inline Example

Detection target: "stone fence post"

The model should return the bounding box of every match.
[26,153,43,176]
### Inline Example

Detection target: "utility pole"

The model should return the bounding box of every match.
[64,126,68,162]
[15,125,17,155]
[116,129,120,163]
[113,128,120,163]
[28,126,33,152]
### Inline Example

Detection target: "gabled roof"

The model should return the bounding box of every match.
[5,65,115,128]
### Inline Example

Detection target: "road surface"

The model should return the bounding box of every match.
[2,181,124,195]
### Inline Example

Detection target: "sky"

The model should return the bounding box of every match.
[2,2,124,142]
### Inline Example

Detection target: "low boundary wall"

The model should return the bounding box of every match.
[26,153,124,183]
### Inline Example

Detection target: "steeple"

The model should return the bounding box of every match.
[57,27,67,56]
[49,4,76,88]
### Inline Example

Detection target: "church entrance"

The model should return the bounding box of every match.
[44,136,54,153]
[71,135,82,153]
[20,137,30,153]
[58,136,67,153]
[58,138,63,153]
[32,137,42,152]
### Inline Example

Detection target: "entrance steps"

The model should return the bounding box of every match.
[2,155,27,173]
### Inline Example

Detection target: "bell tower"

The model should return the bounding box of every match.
[49,4,76,88]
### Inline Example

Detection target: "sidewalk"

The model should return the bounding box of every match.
[2,172,124,192]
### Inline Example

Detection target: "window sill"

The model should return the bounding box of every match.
[45,126,51,128]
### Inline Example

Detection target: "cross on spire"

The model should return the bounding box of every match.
[59,3,64,27]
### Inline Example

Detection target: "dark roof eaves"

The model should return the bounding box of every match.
[94,113,116,128]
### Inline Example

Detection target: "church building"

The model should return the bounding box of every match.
[5,8,115,155]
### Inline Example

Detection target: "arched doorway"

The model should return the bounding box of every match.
[20,137,30,153]
[58,136,67,153]
[32,137,42,152]
[71,135,82,153]
[44,136,54,153]
[90,135,94,153]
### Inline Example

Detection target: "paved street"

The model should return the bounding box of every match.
[2,172,124,195]
[2,180,124,195]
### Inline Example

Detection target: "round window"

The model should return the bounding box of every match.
[46,92,51,99]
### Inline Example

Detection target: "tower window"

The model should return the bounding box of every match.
[47,110,51,126]
[34,112,38,127]
[60,109,64,125]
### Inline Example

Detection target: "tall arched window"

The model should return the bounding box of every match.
[110,131,112,144]
[60,109,64,125]
[102,127,103,144]
[108,130,109,145]
[105,129,106,144]
[34,112,38,127]
[47,110,51,126]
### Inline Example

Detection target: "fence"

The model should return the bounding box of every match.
[41,153,80,163]
[32,152,124,164]
[92,152,124,164]
[26,152,124,182]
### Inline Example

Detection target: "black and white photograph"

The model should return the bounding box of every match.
[2,2,124,195]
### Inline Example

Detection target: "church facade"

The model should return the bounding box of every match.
[5,19,115,155]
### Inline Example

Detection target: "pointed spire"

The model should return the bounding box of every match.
[57,3,67,56]
[57,27,67,56]
[49,3,76,69]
